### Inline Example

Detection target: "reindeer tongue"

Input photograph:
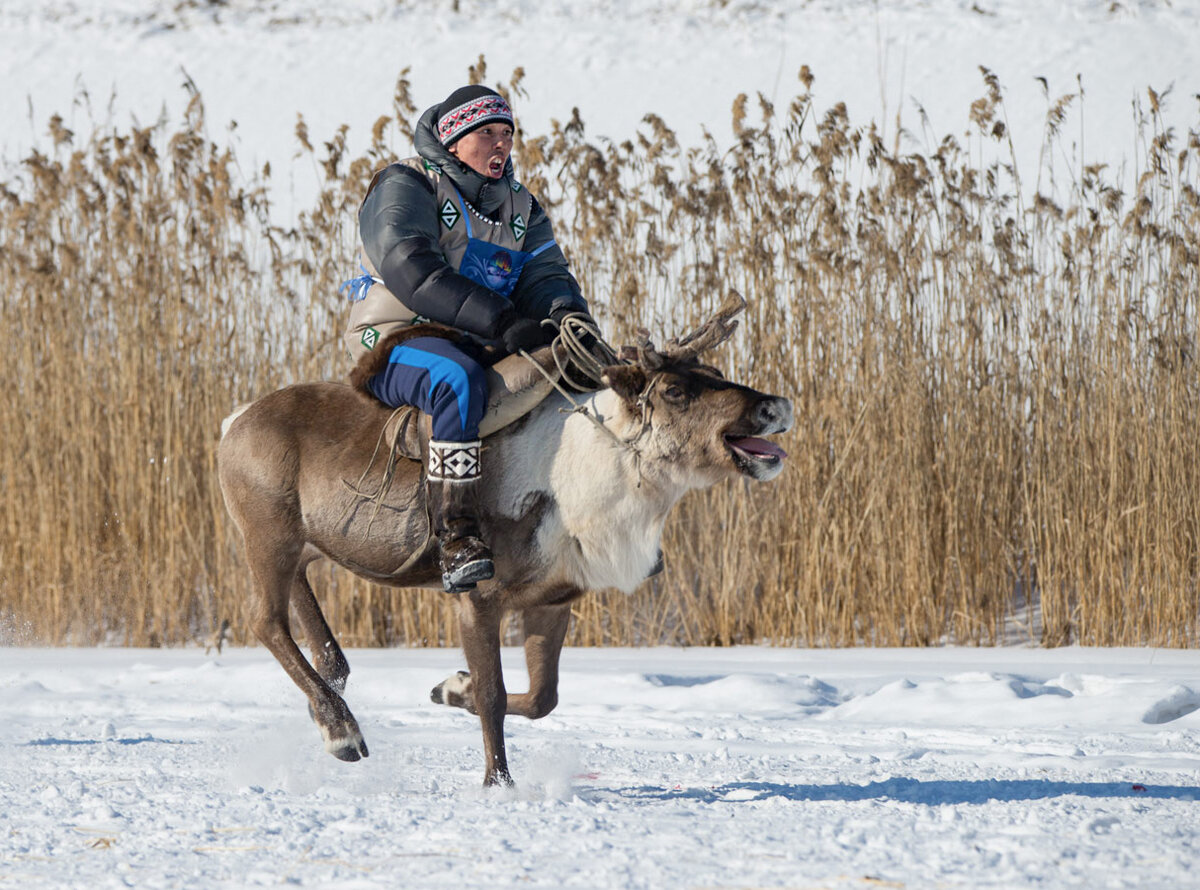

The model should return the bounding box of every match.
[726,436,787,460]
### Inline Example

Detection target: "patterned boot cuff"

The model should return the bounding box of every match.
[428,440,482,481]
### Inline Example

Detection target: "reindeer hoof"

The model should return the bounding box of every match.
[311,699,369,761]
[323,726,369,762]
[484,769,515,788]
[327,736,369,762]
[430,670,473,710]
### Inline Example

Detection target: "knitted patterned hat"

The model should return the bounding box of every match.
[436,86,514,146]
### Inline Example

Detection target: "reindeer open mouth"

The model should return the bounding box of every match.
[722,395,793,481]
[724,434,788,481]
[726,433,786,471]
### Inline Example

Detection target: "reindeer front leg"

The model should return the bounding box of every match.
[432,599,574,719]
[505,603,571,719]
[456,590,511,786]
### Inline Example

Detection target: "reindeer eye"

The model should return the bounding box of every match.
[662,383,687,404]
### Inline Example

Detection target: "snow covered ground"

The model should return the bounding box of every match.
[3,1,1198,216]
[2,645,1198,888]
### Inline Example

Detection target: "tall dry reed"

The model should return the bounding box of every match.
[2,62,1198,648]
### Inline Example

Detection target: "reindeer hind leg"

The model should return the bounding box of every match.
[241,522,367,762]
[290,557,351,693]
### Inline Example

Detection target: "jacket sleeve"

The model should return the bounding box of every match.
[509,196,589,320]
[358,165,516,338]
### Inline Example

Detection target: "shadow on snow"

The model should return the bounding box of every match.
[603,778,1200,805]
[23,735,194,747]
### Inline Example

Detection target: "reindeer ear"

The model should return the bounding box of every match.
[602,364,648,405]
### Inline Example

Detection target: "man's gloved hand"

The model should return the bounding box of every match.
[550,307,600,355]
[500,317,551,354]
[550,307,595,327]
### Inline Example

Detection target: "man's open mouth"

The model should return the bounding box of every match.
[488,157,505,176]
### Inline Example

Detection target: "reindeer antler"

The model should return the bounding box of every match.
[660,291,746,362]
[634,328,666,370]
[618,292,747,371]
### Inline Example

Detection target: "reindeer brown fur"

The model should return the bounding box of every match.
[217,296,793,786]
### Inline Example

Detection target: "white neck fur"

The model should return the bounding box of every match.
[496,390,682,593]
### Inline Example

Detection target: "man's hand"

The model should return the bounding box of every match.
[500,317,552,354]
[550,307,595,327]
[551,308,601,355]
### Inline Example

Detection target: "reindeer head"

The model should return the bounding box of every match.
[601,293,793,487]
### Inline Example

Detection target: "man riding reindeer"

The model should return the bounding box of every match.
[341,85,596,595]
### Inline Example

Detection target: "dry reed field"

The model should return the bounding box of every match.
[3,63,1199,648]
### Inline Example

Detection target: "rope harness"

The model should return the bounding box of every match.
[520,313,655,484]
[338,405,421,538]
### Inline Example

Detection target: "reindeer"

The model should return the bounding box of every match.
[217,295,793,786]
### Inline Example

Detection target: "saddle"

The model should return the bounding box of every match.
[349,323,563,462]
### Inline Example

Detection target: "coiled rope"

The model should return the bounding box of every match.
[540,311,623,392]
[521,314,650,480]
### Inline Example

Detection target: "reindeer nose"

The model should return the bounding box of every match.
[754,397,794,434]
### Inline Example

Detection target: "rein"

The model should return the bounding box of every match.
[541,312,619,391]
[520,313,655,484]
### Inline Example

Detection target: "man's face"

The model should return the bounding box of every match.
[448,123,514,179]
